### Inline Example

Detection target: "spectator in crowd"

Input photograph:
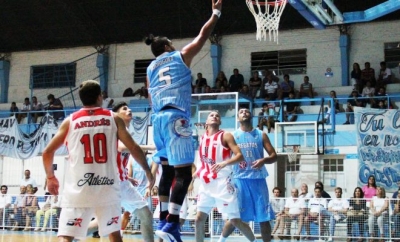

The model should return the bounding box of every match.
[343,90,364,125]
[361,62,376,87]
[122,87,134,97]
[264,69,279,83]
[11,185,27,231]
[327,187,349,242]
[239,84,251,98]
[132,86,149,99]
[374,87,391,109]
[194,73,208,93]
[258,103,274,131]
[31,96,44,123]
[368,187,389,240]
[213,78,223,91]
[0,185,12,228]
[284,91,299,122]
[17,97,31,124]
[298,76,314,102]
[9,102,19,117]
[280,74,295,99]
[45,94,64,120]
[20,170,38,193]
[320,90,341,125]
[23,184,38,231]
[101,91,114,108]
[228,68,244,92]
[271,187,285,237]
[248,71,262,98]
[392,181,400,201]
[361,81,375,108]
[392,190,400,239]
[314,181,331,198]
[281,188,306,240]
[377,61,392,86]
[215,71,228,89]
[260,74,279,101]
[362,175,377,200]
[347,187,367,241]
[35,195,60,232]
[299,183,313,199]
[224,105,236,117]
[351,63,362,94]
[305,187,328,239]
[377,100,386,110]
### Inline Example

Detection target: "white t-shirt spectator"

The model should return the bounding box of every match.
[328,198,349,211]
[0,194,12,208]
[270,198,285,214]
[20,177,37,188]
[102,97,113,109]
[308,198,327,213]
[285,197,306,215]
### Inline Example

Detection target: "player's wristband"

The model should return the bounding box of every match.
[213,9,221,18]
[47,176,56,180]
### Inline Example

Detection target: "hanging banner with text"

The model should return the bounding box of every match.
[355,107,400,192]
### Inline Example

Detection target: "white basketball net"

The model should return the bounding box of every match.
[245,0,287,43]
[286,145,299,163]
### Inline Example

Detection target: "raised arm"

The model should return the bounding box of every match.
[181,0,222,67]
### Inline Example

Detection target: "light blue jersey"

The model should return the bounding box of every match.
[232,128,269,179]
[132,157,152,196]
[147,51,192,116]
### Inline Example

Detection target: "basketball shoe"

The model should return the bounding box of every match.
[155,221,182,242]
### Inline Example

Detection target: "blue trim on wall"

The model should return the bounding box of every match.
[210,44,222,85]
[0,60,10,103]
[96,53,109,92]
[339,35,349,86]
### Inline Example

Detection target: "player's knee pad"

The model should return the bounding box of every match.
[158,164,175,197]
[170,166,193,204]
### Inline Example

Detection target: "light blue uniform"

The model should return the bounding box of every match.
[147,51,194,166]
[132,157,153,196]
[232,128,275,222]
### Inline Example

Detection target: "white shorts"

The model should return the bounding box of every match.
[58,204,120,240]
[197,177,240,219]
[179,196,188,219]
[121,180,148,213]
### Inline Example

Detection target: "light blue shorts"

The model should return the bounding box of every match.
[151,109,194,166]
[234,178,275,223]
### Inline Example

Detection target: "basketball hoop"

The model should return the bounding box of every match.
[285,145,299,163]
[245,0,287,43]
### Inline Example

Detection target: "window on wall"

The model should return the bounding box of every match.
[134,59,153,83]
[251,49,307,76]
[31,63,76,89]
[286,157,300,172]
[384,42,400,69]
[323,158,343,172]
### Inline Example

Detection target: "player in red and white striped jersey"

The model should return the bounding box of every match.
[194,111,258,242]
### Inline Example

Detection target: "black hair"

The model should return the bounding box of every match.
[47,94,55,100]
[112,101,128,112]
[315,181,324,190]
[353,187,364,198]
[145,34,171,57]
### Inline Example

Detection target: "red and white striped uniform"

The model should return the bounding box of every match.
[116,151,130,182]
[196,130,232,183]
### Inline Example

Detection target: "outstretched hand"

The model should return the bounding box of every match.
[212,0,223,11]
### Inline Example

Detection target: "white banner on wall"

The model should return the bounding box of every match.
[355,107,400,192]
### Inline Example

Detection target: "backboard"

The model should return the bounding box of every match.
[275,121,317,154]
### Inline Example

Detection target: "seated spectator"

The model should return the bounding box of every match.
[260,74,280,101]
[368,187,389,239]
[224,105,236,117]
[194,73,208,93]
[213,79,222,92]
[31,96,44,123]
[201,86,215,100]
[35,195,60,232]
[327,187,349,241]
[0,185,12,228]
[228,68,244,92]
[23,184,38,231]
[264,69,279,83]
[271,187,285,237]
[284,91,299,122]
[314,181,331,199]
[20,169,38,193]
[45,94,64,120]
[297,76,314,102]
[373,87,391,109]
[101,91,114,108]
[122,87,134,97]
[347,187,367,240]
[248,71,262,98]
[9,102,19,116]
[320,90,341,124]
[239,84,251,98]
[351,63,362,94]
[132,86,149,99]
[361,62,376,87]
[343,90,364,125]
[215,71,228,88]
[377,61,392,86]
[258,103,269,130]
[17,97,31,124]
[280,74,295,99]
[11,185,27,231]
[362,81,375,108]
[281,188,306,240]
[305,187,328,238]
[299,183,313,209]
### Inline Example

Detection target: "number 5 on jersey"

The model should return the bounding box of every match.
[159,67,171,85]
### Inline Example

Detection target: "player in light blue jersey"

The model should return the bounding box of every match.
[144,1,222,241]
[219,108,277,242]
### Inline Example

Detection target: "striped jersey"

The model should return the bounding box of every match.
[196,130,232,183]
[63,107,120,207]
[232,128,269,179]
[147,51,192,116]
[117,151,130,182]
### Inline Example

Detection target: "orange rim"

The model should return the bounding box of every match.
[251,0,286,6]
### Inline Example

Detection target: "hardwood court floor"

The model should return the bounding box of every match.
[0,230,258,242]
